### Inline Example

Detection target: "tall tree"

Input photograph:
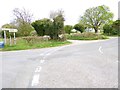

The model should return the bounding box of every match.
[13,8,33,24]
[80,5,113,33]
[112,20,120,35]
[50,9,65,40]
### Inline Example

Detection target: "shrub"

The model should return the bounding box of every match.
[30,31,38,36]
[67,32,108,40]
[22,36,45,44]
[103,24,113,35]
[31,18,52,36]
[64,25,73,34]
[103,20,120,36]
[74,24,85,33]
[17,23,34,36]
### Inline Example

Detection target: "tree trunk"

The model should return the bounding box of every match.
[94,28,98,33]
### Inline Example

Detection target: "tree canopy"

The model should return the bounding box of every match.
[32,18,52,36]
[80,5,113,33]
[103,20,120,36]
[32,10,65,40]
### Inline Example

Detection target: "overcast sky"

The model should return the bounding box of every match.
[0,0,119,27]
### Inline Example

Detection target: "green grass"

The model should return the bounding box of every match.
[67,32,109,40]
[1,38,71,51]
[0,38,3,41]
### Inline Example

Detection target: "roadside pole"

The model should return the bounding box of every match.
[4,30,6,44]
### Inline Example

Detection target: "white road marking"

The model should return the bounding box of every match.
[35,66,42,73]
[46,53,51,56]
[116,61,119,63]
[99,46,103,54]
[40,60,45,63]
[40,54,44,56]
[31,74,40,86]
[46,47,63,56]
[40,47,63,57]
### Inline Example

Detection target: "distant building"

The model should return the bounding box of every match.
[85,28,94,32]
[85,28,101,33]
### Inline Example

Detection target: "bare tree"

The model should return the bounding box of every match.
[13,8,33,24]
[13,8,34,36]
[49,9,64,20]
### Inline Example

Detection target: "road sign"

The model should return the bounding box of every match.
[0,28,18,32]
[0,28,18,45]
[9,29,18,32]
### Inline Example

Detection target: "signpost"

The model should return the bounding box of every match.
[0,28,18,46]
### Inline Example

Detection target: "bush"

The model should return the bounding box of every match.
[103,20,120,36]
[22,36,46,44]
[64,25,73,34]
[67,32,108,40]
[31,18,52,36]
[74,24,85,33]
[17,23,34,36]
[30,31,37,36]
[103,24,113,35]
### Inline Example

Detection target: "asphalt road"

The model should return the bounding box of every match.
[0,37,118,88]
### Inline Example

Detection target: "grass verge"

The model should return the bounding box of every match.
[67,32,109,40]
[0,38,71,51]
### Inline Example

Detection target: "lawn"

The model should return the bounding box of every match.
[0,38,3,41]
[1,37,71,51]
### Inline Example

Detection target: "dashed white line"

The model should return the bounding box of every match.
[31,74,40,86]
[40,54,44,56]
[40,60,45,63]
[35,66,42,73]
[116,61,119,63]
[46,53,51,56]
[31,47,64,87]
[99,46,103,54]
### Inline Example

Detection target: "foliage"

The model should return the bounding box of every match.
[30,31,37,36]
[2,23,16,28]
[1,37,71,51]
[67,32,108,40]
[112,20,120,36]
[31,18,52,36]
[64,25,73,34]
[80,5,113,33]
[50,10,65,40]
[1,23,17,38]
[74,24,85,33]
[17,22,34,36]
[103,24,113,35]
[32,10,65,40]
[103,20,120,36]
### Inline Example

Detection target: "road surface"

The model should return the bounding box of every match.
[0,37,118,88]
